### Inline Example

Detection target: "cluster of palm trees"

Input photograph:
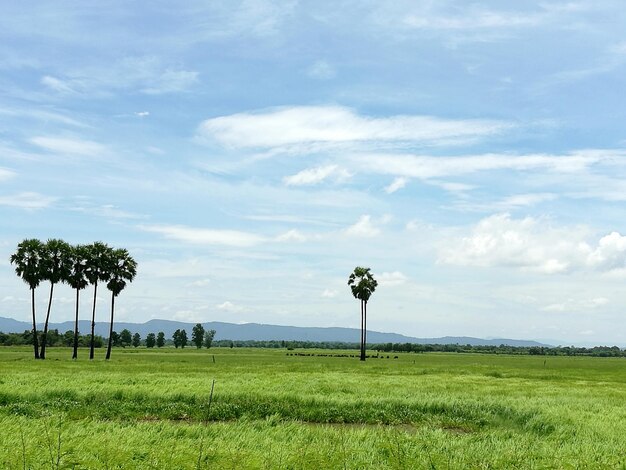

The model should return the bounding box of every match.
[9,239,137,360]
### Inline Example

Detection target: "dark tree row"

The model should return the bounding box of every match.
[206,339,625,357]
[0,329,105,348]
[9,239,137,360]
[172,326,216,349]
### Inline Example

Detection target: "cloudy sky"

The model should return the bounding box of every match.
[2,1,626,345]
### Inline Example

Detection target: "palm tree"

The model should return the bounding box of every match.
[348,266,378,361]
[39,239,71,359]
[10,239,45,359]
[105,248,137,360]
[84,242,113,360]
[66,244,89,359]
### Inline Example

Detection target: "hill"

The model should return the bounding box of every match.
[0,316,550,347]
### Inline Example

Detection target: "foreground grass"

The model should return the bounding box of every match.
[1,347,625,468]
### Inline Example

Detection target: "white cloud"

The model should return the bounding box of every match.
[0,168,16,182]
[189,278,211,287]
[541,297,610,313]
[141,68,199,94]
[378,271,408,286]
[216,301,245,312]
[283,164,351,186]
[440,213,626,274]
[135,111,150,117]
[30,136,106,156]
[385,177,408,194]
[359,150,614,180]
[275,229,308,242]
[454,193,558,212]
[403,10,542,31]
[41,75,77,94]
[0,192,56,209]
[71,203,146,220]
[321,289,337,298]
[307,60,336,80]
[345,215,381,238]
[430,181,476,193]
[197,105,512,150]
[140,224,265,247]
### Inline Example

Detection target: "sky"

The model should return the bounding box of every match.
[2,1,626,345]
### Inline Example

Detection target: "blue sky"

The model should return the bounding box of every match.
[2,1,626,345]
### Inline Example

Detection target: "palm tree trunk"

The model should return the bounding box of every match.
[105,292,115,360]
[72,288,80,360]
[31,287,40,359]
[40,283,54,359]
[363,300,367,360]
[89,280,97,360]
[360,299,365,361]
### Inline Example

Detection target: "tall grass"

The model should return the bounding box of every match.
[1,347,625,468]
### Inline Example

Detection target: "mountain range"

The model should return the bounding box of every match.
[0,316,551,347]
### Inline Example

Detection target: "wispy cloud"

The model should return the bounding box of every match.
[378,271,407,286]
[384,177,408,194]
[307,60,336,80]
[197,105,512,150]
[0,106,88,127]
[283,164,351,186]
[275,229,308,242]
[0,192,56,209]
[30,136,107,156]
[358,150,616,180]
[0,168,16,182]
[216,300,245,312]
[41,56,199,96]
[321,289,337,298]
[454,193,558,212]
[140,224,265,247]
[71,203,147,220]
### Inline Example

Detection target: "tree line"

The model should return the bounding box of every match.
[0,324,216,350]
[205,339,626,357]
[9,238,137,360]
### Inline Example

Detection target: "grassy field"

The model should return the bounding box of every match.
[0,347,625,469]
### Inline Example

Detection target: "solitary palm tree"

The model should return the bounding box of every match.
[10,239,45,359]
[348,267,378,361]
[105,248,137,360]
[40,239,71,359]
[84,242,113,360]
[66,244,89,359]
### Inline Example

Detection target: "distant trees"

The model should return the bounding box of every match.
[9,238,137,360]
[132,333,141,348]
[156,331,165,348]
[192,323,205,348]
[120,329,132,348]
[146,333,156,348]
[180,329,188,348]
[173,329,184,348]
[203,329,216,349]
[348,267,378,361]
[110,331,120,347]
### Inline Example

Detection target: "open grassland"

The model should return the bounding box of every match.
[1,347,625,469]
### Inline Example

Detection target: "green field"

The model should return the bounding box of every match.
[0,347,625,469]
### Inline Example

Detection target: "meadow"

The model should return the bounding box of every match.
[0,347,625,469]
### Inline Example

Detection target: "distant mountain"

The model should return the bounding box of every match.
[0,316,551,347]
